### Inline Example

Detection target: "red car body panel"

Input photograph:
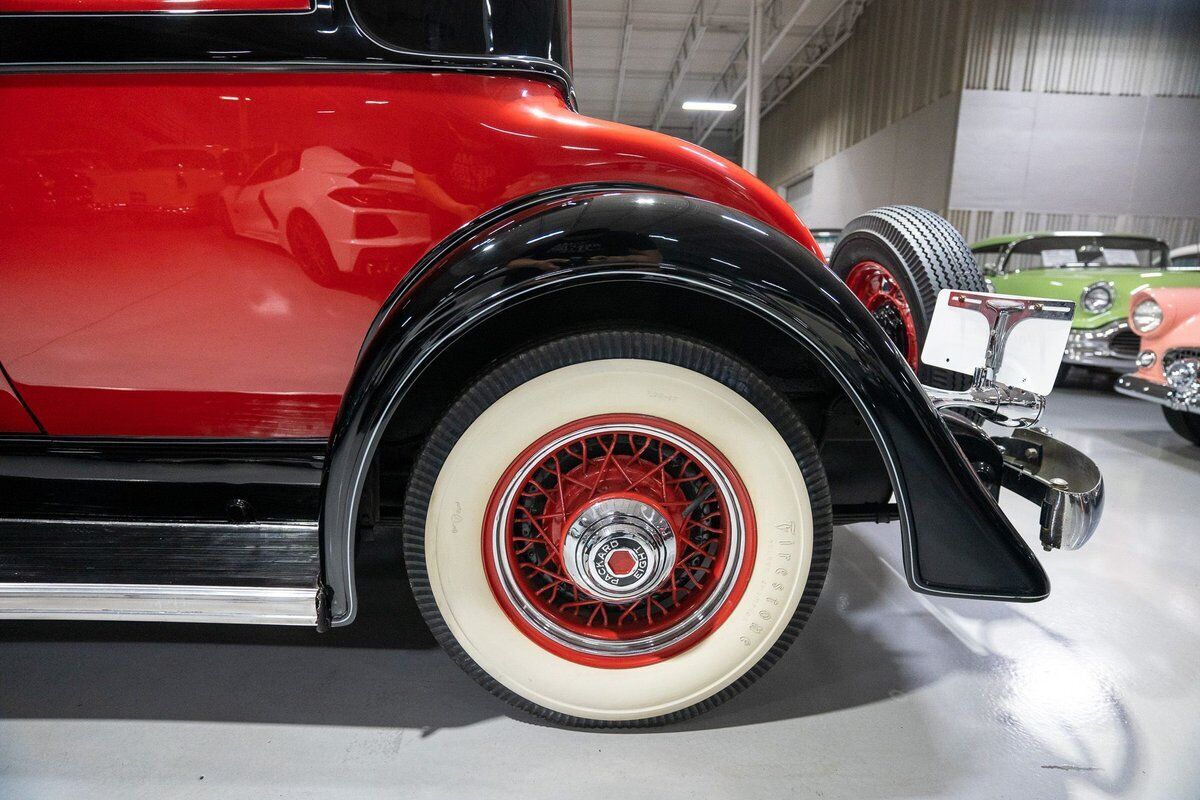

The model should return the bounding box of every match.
[0,369,39,432]
[0,72,817,437]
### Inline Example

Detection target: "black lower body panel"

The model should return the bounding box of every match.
[0,437,325,589]
[0,518,318,586]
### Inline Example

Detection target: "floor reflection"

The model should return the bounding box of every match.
[0,385,1197,799]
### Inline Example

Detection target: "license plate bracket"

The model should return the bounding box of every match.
[921,290,1075,396]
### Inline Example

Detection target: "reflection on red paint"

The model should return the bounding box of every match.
[220,146,428,284]
[14,386,335,438]
[0,72,817,437]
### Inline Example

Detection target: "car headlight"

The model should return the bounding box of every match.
[1081,282,1114,314]
[1131,298,1163,333]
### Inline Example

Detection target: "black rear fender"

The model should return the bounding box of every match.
[320,188,1048,625]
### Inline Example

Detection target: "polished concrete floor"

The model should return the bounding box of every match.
[1,382,1198,799]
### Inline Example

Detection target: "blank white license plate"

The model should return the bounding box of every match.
[921,289,1075,396]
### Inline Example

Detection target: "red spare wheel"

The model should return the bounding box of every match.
[830,205,989,390]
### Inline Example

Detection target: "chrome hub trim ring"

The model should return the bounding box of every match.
[562,497,676,603]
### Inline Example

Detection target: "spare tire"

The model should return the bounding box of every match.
[829,205,987,390]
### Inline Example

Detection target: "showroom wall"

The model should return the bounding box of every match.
[947,92,1200,245]
[947,0,1200,244]
[760,0,1200,244]
[779,87,960,228]
[759,0,972,217]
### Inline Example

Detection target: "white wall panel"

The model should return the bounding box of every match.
[947,91,1037,210]
[1021,94,1146,215]
[891,92,962,216]
[1131,98,1200,218]
[949,90,1200,242]
[800,91,959,227]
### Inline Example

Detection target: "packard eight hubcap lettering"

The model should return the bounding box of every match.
[563,497,676,603]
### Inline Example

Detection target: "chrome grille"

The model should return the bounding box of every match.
[1164,348,1200,370]
[1110,329,1142,358]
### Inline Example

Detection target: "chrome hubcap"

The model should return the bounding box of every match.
[562,497,676,603]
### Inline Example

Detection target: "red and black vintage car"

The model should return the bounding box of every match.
[0,0,1102,726]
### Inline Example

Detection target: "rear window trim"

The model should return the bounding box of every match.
[0,0,313,15]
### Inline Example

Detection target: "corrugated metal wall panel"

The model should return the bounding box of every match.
[948,208,1200,247]
[759,0,971,187]
[953,0,1199,245]
[760,0,1199,237]
[966,0,1200,96]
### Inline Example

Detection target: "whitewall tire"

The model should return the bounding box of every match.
[403,331,832,727]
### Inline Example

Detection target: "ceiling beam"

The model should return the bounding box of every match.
[692,0,869,145]
[610,0,635,122]
[689,0,818,144]
[690,35,750,143]
[761,23,858,117]
[573,10,748,32]
[576,68,726,82]
[759,0,867,117]
[763,0,818,62]
[650,0,712,131]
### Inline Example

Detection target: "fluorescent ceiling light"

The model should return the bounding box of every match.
[682,100,737,112]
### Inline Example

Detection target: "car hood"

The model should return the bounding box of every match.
[993,267,1200,328]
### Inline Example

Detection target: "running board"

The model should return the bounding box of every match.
[0,517,320,585]
[0,583,317,625]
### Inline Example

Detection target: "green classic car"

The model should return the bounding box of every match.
[972,231,1199,371]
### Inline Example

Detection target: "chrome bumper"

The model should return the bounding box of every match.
[923,291,1102,552]
[927,369,1103,553]
[1063,321,1139,370]
[1115,374,1200,412]
[993,428,1104,551]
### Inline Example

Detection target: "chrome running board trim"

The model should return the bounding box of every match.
[0,583,317,625]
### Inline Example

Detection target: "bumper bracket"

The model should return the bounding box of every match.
[994,428,1104,551]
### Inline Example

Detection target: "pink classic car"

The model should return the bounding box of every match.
[1116,287,1200,444]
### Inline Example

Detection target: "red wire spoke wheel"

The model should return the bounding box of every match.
[845,260,919,369]
[483,414,755,667]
